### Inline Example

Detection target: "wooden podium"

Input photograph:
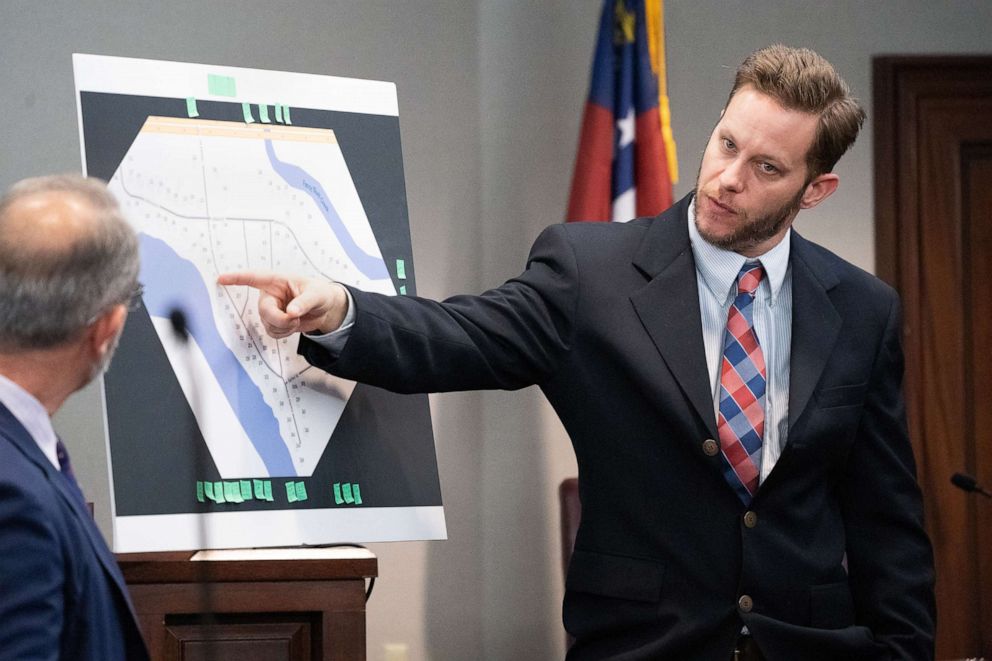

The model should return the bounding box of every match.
[117,548,377,661]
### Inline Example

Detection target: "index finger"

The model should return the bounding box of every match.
[217,270,283,292]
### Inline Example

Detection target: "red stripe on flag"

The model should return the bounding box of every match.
[566,102,614,222]
[634,107,673,217]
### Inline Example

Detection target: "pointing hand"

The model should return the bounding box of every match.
[217,271,349,339]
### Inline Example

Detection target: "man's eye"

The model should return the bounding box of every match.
[758,162,778,174]
[722,139,736,151]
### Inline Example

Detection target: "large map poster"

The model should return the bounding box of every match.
[74,54,445,552]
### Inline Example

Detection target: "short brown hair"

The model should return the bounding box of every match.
[727,44,866,179]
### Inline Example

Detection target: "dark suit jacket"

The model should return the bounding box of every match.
[300,194,935,660]
[0,402,148,661]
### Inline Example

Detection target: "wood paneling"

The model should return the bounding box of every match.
[875,56,992,659]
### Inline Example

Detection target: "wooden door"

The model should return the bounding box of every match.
[875,56,992,659]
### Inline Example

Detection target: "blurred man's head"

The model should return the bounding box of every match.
[0,175,139,400]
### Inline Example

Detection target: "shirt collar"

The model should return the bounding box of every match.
[687,196,791,306]
[0,372,60,470]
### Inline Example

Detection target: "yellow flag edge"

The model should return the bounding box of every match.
[645,0,679,184]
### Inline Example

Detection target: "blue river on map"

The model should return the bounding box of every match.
[264,139,390,280]
[139,233,297,477]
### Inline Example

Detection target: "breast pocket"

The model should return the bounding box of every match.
[815,382,868,409]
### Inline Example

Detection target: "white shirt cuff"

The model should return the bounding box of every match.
[303,286,355,353]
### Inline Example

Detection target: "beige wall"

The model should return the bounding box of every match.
[2,1,991,659]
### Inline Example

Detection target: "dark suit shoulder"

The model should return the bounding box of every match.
[542,216,657,264]
[0,433,66,538]
[555,216,652,241]
[792,232,898,305]
[0,431,50,490]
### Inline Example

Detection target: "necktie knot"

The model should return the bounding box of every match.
[736,263,765,297]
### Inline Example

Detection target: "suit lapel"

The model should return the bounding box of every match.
[629,196,719,439]
[0,403,138,620]
[49,450,139,622]
[786,233,841,436]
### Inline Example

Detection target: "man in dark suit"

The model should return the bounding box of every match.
[220,46,935,659]
[0,175,149,660]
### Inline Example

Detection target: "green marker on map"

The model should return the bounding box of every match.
[207,73,237,97]
[225,481,244,503]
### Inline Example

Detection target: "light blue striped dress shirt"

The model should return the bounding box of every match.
[0,372,61,470]
[687,199,793,483]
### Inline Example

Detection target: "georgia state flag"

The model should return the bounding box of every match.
[566,0,678,223]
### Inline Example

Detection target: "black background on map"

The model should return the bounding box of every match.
[81,91,442,518]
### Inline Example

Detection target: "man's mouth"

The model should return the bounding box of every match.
[706,194,738,216]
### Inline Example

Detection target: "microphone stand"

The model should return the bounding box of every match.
[169,309,219,657]
[951,472,992,500]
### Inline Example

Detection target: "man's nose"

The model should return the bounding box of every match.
[719,158,745,193]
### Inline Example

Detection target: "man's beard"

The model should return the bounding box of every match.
[86,331,121,385]
[694,178,806,254]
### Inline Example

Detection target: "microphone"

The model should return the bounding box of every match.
[169,308,189,343]
[951,472,992,499]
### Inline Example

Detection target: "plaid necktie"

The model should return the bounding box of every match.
[717,263,766,504]
[56,438,88,507]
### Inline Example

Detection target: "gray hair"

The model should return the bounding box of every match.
[0,174,140,350]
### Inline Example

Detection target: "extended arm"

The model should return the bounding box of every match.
[223,223,579,394]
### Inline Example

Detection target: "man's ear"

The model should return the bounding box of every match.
[87,304,127,358]
[800,173,840,210]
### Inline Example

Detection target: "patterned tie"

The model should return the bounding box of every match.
[56,438,88,507]
[717,263,766,504]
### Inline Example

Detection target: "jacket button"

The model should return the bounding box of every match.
[743,511,758,528]
[702,439,720,456]
[738,595,753,612]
